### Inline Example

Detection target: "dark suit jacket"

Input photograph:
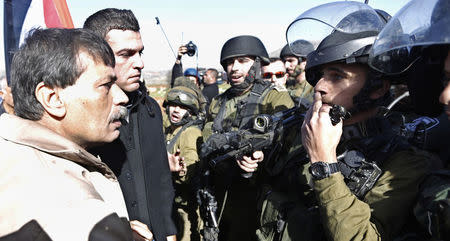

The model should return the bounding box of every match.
[90,83,176,241]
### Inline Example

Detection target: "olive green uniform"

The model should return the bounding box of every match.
[203,82,294,241]
[286,81,314,104]
[256,120,431,241]
[165,120,203,241]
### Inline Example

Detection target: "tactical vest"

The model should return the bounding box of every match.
[212,80,273,133]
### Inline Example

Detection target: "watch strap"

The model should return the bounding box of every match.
[328,162,339,174]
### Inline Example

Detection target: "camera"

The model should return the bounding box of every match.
[186,41,197,57]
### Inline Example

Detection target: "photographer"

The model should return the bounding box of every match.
[171,42,197,87]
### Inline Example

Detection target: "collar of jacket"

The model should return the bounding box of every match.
[126,82,155,117]
[126,86,145,110]
[0,114,117,179]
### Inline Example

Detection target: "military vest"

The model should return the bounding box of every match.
[212,80,273,133]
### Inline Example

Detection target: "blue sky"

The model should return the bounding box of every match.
[1,0,412,72]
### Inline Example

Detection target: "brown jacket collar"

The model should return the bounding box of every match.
[0,114,116,178]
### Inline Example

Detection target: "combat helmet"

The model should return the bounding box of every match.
[280,40,314,59]
[286,1,389,113]
[163,81,202,126]
[220,35,270,69]
[369,0,449,116]
[220,35,270,93]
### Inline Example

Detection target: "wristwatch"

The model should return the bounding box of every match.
[309,162,340,180]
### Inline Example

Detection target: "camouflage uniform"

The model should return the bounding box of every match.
[163,83,205,241]
[202,81,294,241]
[165,121,203,241]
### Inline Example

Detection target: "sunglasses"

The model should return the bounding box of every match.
[262,71,286,79]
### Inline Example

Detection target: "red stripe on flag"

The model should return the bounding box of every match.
[44,0,74,28]
[43,0,62,28]
[53,0,74,28]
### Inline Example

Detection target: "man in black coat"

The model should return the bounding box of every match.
[84,8,177,241]
[201,68,219,103]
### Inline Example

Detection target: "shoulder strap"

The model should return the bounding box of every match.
[235,81,272,129]
[166,120,201,152]
[212,93,229,133]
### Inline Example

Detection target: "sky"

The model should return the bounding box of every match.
[0,0,412,73]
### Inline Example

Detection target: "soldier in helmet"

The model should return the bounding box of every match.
[163,79,205,241]
[257,2,431,241]
[280,40,315,106]
[369,0,449,238]
[202,35,294,241]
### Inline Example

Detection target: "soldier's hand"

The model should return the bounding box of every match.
[236,151,264,173]
[167,150,186,174]
[301,92,342,164]
[130,220,153,241]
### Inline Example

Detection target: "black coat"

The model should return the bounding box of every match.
[202,82,219,103]
[90,83,176,241]
[171,63,183,88]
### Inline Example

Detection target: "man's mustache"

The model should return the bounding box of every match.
[110,106,128,122]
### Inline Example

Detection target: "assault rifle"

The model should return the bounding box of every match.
[200,104,347,169]
[197,104,346,240]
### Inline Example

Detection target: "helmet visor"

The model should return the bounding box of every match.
[369,0,450,74]
[286,1,385,56]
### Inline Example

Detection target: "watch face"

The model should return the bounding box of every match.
[310,162,329,179]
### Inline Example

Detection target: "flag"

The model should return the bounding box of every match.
[3,0,73,84]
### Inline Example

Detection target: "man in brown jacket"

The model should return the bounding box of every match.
[0,28,151,240]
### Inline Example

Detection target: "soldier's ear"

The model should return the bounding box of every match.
[35,82,67,118]
[370,79,390,100]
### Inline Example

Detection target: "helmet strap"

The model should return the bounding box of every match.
[349,71,391,115]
